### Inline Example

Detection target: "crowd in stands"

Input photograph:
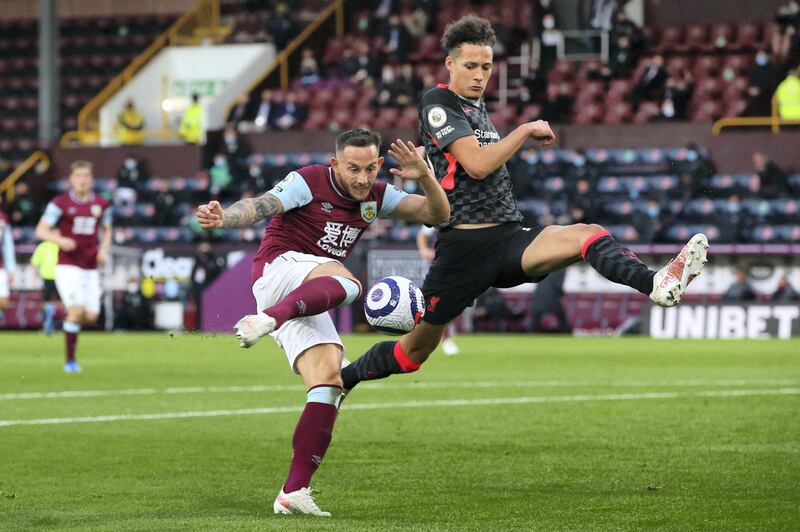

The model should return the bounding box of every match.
[4,142,796,248]
[218,0,800,133]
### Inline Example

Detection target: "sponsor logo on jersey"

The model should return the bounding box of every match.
[435,125,455,139]
[321,202,333,213]
[90,204,103,218]
[427,106,447,128]
[360,201,377,223]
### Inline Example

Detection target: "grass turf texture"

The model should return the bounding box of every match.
[0,332,798,531]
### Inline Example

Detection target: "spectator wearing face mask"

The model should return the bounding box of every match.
[744,50,781,116]
[209,153,233,200]
[632,198,663,243]
[115,157,148,208]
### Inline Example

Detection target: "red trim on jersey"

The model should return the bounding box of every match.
[581,230,612,260]
[426,131,458,190]
[442,152,457,190]
[436,83,448,89]
[393,341,421,372]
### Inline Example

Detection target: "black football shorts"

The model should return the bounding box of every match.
[420,222,546,325]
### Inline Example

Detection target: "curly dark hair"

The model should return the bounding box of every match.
[335,128,382,154]
[441,15,496,56]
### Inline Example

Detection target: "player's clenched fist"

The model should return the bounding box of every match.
[197,200,224,229]
[528,120,556,146]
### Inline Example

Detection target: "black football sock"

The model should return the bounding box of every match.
[582,230,655,295]
[341,341,420,390]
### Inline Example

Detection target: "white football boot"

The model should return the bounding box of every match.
[273,487,331,517]
[650,233,709,307]
[233,313,276,348]
[441,337,460,356]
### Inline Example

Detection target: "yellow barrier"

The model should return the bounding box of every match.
[59,0,222,146]
[223,0,345,120]
[0,151,50,203]
[712,96,800,134]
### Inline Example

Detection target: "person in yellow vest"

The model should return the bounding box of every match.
[117,99,145,145]
[179,93,204,144]
[776,66,800,120]
[30,240,61,334]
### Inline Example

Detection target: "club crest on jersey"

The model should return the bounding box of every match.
[427,106,447,128]
[360,201,377,223]
[90,204,103,218]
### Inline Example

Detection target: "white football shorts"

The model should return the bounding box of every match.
[54,265,101,314]
[251,250,344,372]
[0,269,8,298]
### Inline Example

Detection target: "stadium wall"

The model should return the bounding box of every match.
[0,0,193,19]
[51,145,201,179]
[644,0,784,25]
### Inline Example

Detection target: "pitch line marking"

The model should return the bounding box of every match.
[1,387,798,428]
[2,379,799,401]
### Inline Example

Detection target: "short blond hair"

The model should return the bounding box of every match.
[70,160,93,173]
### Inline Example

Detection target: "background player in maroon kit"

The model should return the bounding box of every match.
[35,160,111,373]
[196,129,449,516]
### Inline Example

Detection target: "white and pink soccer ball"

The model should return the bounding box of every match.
[364,276,425,335]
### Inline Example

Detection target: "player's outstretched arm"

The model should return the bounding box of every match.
[448,120,555,180]
[388,139,450,225]
[196,194,284,229]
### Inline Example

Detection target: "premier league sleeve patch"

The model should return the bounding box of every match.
[360,201,377,223]
[427,106,447,128]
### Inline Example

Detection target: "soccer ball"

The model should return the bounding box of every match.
[364,276,425,335]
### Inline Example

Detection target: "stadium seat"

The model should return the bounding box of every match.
[653,25,683,54]
[680,23,709,53]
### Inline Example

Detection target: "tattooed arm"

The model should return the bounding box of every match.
[196,193,284,229]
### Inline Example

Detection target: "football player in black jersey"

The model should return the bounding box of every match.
[342,15,708,391]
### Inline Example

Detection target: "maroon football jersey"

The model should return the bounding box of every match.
[48,192,110,269]
[251,165,392,284]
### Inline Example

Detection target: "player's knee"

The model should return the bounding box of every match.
[83,313,98,326]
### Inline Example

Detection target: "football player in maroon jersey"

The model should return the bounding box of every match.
[35,161,111,373]
[196,130,449,515]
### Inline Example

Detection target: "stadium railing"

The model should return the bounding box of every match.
[0,150,50,203]
[59,0,224,146]
[712,95,800,134]
[222,0,345,121]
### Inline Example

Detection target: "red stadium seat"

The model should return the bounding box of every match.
[653,25,683,54]
[410,34,441,63]
[632,101,660,123]
[692,100,722,121]
[603,101,633,124]
[730,21,759,51]
[692,55,721,77]
[573,102,604,125]
[723,54,751,75]
[679,23,709,53]
[724,98,747,117]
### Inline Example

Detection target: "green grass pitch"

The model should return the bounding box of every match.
[1,332,799,531]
